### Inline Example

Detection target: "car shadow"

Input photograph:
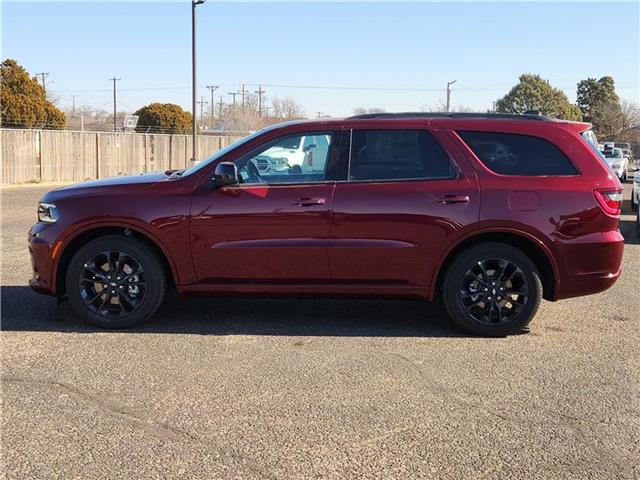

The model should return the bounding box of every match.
[0,286,470,338]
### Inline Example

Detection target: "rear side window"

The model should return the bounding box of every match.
[349,129,455,181]
[458,131,578,176]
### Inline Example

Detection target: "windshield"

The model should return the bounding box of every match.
[180,131,264,177]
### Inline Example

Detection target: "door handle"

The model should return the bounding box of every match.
[437,195,470,204]
[293,197,326,207]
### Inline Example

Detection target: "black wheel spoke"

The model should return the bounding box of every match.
[459,257,529,326]
[79,250,147,320]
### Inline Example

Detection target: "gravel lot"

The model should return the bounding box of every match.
[1,183,639,479]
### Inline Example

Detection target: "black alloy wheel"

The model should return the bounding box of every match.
[66,235,166,329]
[79,250,147,318]
[442,242,542,336]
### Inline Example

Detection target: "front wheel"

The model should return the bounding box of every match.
[442,242,542,336]
[65,235,166,329]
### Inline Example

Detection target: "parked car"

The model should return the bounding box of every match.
[603,147,629,181]
[29,112,624,336]
[632,170,640,212]
[614,142,634,161]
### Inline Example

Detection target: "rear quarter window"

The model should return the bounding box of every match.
[457,131,579,176]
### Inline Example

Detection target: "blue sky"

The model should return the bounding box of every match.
[2,1,639,117]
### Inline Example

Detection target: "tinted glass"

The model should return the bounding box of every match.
[235,132,334,184]
[458,131,578,176]
[349,130,455,181]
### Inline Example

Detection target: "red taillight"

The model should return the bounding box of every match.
[307,151,313,167]
[594,189,623,215]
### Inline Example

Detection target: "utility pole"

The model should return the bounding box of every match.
[196,96,208,128]
[240,84,246,111]
[109,77,121,132]
[228,91,239,106]
[446,80,457,112]
[316,112,324,118]
[255,85,266,117]
[35,72,50,94]
[218,97,224,118]
[71,94,78,117]
[191,0,207,161]
[206,85,218,128]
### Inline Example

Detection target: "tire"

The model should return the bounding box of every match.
[65,235,166,329]
[632,196,638,213]
[442,242,543,337]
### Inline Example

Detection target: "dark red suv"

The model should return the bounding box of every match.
[28,113,624,336]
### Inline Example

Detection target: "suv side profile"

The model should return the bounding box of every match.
[28,113,624,336]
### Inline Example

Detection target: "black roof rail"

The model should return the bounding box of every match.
[346,112,554,121]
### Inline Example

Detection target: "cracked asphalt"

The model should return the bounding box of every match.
[1,184,639,479]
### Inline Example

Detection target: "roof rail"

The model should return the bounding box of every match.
[347,112,553,121]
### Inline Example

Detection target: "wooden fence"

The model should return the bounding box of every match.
[0,129,243,184]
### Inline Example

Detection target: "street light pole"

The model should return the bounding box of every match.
[191,0,206,162]
[446,80,457,112]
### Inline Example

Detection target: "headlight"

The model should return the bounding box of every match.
[37,202,60,223]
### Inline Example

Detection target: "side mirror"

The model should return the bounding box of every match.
[303,143,317,152]
[213,162,238,187]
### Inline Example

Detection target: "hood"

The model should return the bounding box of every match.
[43,171,170,202]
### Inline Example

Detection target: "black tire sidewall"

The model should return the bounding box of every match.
[442,242,543,337]
[66,235,166,329]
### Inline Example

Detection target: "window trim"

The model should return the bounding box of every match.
[228,130,341,187]
[455,130,581,178]
[344,128,459,184]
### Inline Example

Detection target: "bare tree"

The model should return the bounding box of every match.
[270,96,305,119]
[422,101,474,113]
[617,99,640,141]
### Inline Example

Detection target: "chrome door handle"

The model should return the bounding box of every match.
[437,195,470,204]
[293,197,325,207]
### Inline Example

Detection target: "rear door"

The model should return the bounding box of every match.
[329,128,480,287]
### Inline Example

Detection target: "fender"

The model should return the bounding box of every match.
[51,218,192,293]
[427,224,560,301]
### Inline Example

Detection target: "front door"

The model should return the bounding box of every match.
[190,131,340,282]
[329,128,480,288]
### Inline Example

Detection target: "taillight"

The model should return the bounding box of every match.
[307,151,313,167]
[594,189,623,215]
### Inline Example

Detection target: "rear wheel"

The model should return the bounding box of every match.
[65,235,166,328]
[442,242,542,336]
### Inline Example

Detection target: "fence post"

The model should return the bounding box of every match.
[37,130,43,182]
[95,133,100,179]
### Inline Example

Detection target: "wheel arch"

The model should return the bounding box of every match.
[54,224,178,298]
[431,229,558,302]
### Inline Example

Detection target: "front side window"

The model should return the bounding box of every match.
[458,131,579,176]
[349,129,455,181]
[235,132,334,184]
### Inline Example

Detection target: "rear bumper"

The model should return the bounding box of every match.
[554,230,624,300]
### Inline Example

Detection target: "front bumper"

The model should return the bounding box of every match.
[28,222,60,296]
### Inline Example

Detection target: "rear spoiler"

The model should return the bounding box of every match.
[564,121,592,133]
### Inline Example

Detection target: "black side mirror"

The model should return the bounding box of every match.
[303,144,317,152]
[213,162,238,187]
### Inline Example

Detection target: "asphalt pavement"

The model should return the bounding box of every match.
[1,183,638,479]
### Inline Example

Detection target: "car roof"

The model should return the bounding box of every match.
[264,112,590,133]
